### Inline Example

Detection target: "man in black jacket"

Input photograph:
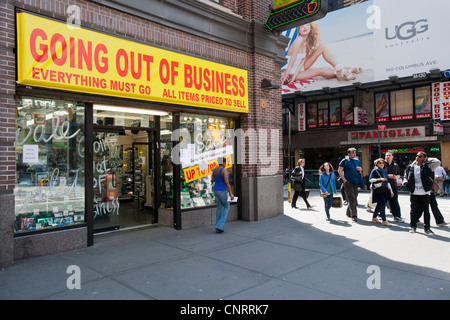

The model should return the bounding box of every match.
[403,152,439,235]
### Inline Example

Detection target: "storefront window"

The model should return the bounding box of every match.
[179,114,234,209]
[14,97,85,233]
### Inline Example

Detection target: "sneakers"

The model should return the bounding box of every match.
[437,221,449,227]
[372,217,381,223]
[393,217,405,223]
[425,228,435,236]
[409,227,416,233]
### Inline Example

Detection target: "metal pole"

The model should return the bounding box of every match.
[377,126,381,158]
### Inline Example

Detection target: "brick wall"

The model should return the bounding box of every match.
[0,0,16,192]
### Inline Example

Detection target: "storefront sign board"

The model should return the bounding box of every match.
[440,82,450,121]
[16,12,249,113]
[344,126,437,145]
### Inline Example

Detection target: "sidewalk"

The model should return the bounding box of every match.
[1,189,450,300]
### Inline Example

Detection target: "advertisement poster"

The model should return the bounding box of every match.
[414,86,431,119]
[329,99,341,126]
[375,92,389,122]
[281,0,450,94]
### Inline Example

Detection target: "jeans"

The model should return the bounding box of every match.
[344,181,359,218]
[410,194,430,230]
[388,185,401,218]
[374,193,387,221]
[323,194,333,218]
[443,181,450,195]
[213,190,230,231]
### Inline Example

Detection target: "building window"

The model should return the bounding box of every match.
[14,97,85,233]
[414,86,432,119]
[391,89,413,121]
[179,114,234,209]
[376,86,431,122]
[307,96,354,128]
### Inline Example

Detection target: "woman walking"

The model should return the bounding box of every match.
[319,162,337,220]
[212,157,234,233]
[291,158,312,209]
[369,158,393,226]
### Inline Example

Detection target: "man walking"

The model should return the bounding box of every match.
[338,147,362,222]
[403,151,440,235]
[385,152,404,222]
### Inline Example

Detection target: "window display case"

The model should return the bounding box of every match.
[14,97,86,233]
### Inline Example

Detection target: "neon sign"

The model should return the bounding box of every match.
[265,0,327,32]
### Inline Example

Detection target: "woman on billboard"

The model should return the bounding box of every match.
[281,23,362,85]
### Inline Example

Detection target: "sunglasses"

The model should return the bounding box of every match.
[416,155,424,158]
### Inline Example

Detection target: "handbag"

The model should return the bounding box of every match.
[332,196,343,208]
[320,174,332,198]
[431,179,440,193]
[371,170,389,194]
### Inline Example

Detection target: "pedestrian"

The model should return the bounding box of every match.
[291,158,312,209]
[319,162,337,220]
[434,165,446,196]
[429,191,449,226]
[369,158,393,226]
[211,157,234,233]
[338,147,362,222]
[403,151,440,235]
[385,152,404,222]
[443,167,450,196]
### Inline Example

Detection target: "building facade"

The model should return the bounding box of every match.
[283,75,450,182]
[0,0,288,267]
[281,0,450,184]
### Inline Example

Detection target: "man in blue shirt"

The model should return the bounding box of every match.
[338,147,362,222]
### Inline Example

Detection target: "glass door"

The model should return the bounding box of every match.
[93,129,157,232]
[93,131,121,231]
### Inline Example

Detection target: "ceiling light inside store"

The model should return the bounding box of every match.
[93,104,169,116]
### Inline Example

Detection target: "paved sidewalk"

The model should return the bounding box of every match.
[1,190,450,301]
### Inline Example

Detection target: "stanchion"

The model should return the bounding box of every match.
[288,182,291,203]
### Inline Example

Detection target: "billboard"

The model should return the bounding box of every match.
[281,0,450,94]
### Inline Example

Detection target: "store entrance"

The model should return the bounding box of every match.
[93,129,157,232]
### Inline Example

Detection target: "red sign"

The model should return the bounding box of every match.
[378,125,386,131]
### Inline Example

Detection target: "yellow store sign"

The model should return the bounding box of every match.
[16,12,249,113]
